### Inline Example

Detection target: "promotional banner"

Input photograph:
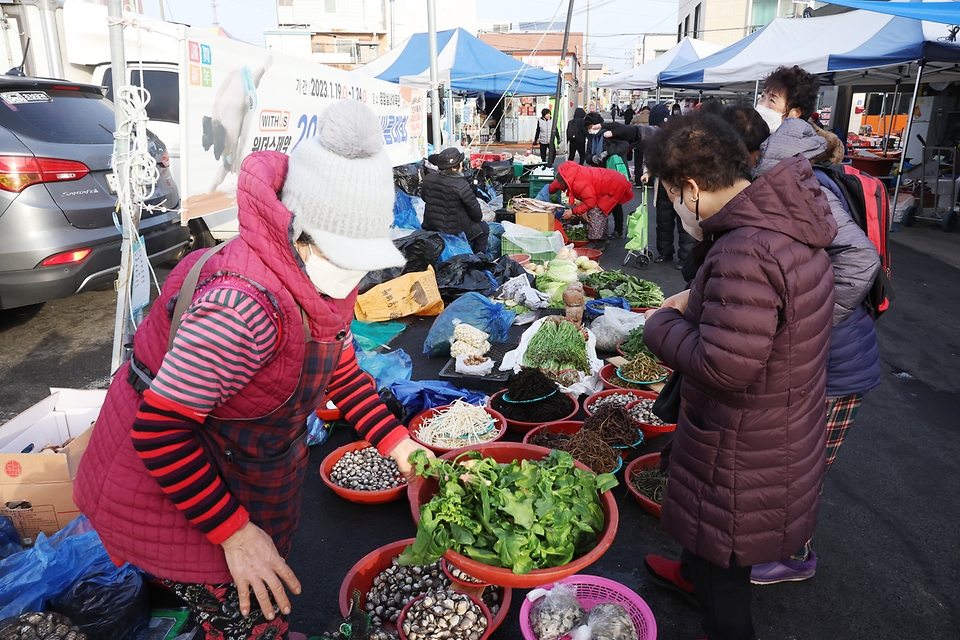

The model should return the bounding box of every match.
[180,28,425,223]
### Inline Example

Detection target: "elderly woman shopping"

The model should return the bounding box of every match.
[641,113,837,640]
[75,101,432,640]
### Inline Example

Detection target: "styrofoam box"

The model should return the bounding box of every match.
[0,388,106,454]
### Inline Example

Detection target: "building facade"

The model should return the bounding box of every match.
[477,31,584,97]
[633,33,680,67]
[677,0,808,47]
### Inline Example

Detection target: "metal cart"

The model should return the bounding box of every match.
[902,136,960,232]
[623,184,654,268]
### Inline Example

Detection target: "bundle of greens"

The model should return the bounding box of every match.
[619,325,656,360]
[534,260,580,306]
[522,317,590,377]
[582,270,665,309]
[399,449,617,574]
[565,225,588,241]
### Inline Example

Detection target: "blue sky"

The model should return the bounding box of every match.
[143,0,676,71]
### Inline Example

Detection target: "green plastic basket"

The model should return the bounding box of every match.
[501,233,558,262]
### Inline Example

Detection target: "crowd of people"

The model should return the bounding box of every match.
[71,66,882,640]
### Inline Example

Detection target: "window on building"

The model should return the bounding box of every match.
[683,15,690,37]
[751,0,778,28]
[678,24,683,42]
[694,4,701,38]
[277,0,292,6]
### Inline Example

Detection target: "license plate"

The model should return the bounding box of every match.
[105,172,119,195]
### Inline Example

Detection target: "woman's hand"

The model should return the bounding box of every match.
[221,522,301,619]
[562,210,574,220]
[389,436,435,482]
[662,290,691,313]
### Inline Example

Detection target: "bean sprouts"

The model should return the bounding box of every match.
[416,400,499,448]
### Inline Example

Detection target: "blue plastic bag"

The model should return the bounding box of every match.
[388,379,487,424]
[356,347,413,389]
[351,320,406,351]
[393,190,421,230]
[423,292,515,357]
[485,222,505,260]
[306,412,331,446]
[438,232,474,262]
[0,516,20,560]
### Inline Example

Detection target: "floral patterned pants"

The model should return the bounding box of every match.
[163,580,289,640]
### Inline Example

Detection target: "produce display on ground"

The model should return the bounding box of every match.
[450,323,492,359]
[627,400,669,426]
[526,428,622,475]
[521,317,590,386]
[400,591,488,640]
[490,369,576,424]
[582,407,643,448]
[528,584,585,640]
[582,271,664,309]
[629,467,669,505]
[400,450,617,574]
[330,447,406,491]
[618,354,668,384]
[618,326,656,360]
[414,400,500,449]
[587,392,640,414]
[565,225,588,241]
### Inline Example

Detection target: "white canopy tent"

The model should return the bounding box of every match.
[597,37,722,91]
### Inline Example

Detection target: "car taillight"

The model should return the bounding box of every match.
[0,156,90,192]
[41,248,92,266]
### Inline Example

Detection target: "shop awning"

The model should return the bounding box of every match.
[597,37,723,90]
[354,28,559,96]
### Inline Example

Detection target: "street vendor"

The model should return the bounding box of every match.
[547,160,633,240]
[75,101,432,640]
[421,147,490,254]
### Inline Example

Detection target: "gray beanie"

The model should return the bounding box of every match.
[283,100,406,271]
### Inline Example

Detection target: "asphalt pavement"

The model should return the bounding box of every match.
[1,187,958,640]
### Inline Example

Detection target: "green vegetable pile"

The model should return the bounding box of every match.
[583,270,664,308]
[399,449,617,574]
[565,225,588,241]
[619,325,656,360]
[522,317,590,374]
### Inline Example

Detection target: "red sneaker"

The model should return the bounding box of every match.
[643,554,699,607]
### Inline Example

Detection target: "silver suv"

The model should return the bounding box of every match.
[0,77,187,310]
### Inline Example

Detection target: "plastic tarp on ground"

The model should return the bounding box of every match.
[597,37,722,90]
[353,28,558,95]
[659,9,960,89]
[820,0,960,25]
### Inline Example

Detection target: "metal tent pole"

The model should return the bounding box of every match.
[555,0,575,152]
[883,77,901,156]
[427,0,442,148]
[892,61,925,230]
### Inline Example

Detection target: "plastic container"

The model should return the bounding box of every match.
[520,420,583,445]
[583,389,653,416]
[441,558,491,589]
[338,539,512,634]
[625,453,664,518]
[316,373,375,421]
[599,363,672,391]
[398,592,493,640]
[518,575,657,640]
[625,397,677,439]
[508,253,531,266]
[575,248,602,261]
[487,389,580,434]
[408,404,507,454]
[319,441,408,504]
[406,442,619,588]
[438,342,515,395]
[571,240,590,248]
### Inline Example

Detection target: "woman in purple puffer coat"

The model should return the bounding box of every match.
[640,113,838,640]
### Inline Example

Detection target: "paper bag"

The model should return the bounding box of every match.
[354,266,444,322]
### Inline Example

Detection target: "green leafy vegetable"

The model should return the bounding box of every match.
[399,449,617,574]
[582,270,665,308]
[522,317,590,374]
[565,225,588,241]
[619,325,656,359]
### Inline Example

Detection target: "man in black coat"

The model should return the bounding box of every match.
[421,148,489,254]
[622,104,635,126]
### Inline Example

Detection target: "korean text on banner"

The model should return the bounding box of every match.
[179,29,426,225]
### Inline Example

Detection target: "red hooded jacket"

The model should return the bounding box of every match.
[547,161,633,216]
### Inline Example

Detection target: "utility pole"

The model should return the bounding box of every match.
[583,0,590,110]
[554,0,575,112]
[389,0,395,50]
[211,0,219,28]
[427,0,443,148]
[159,0,166,22]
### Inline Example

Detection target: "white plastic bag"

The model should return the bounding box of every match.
[590,307,645,352]
[527,584,586,640]
[501,221,564,257]
[500,317,603,397]
[455,354,495,376]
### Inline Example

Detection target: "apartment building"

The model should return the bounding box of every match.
[677,0,809,47]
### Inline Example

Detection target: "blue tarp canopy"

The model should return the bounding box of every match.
[660,9,960,89]
[821,0,960,25]
[596,37,723,90]
[354,28,559,95]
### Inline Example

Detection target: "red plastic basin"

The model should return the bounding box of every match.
[487,389,579,434]
[319,441,407,504]
[625,453,664,518]
[407,404,507,454]
[583,388,655,416]
[406,442,619,588]
[338,539,512,634]
[600,363,672,390]
[398,592,492,640]
[625,396,677,439]
[575,248,602,260]
[520,420,583,445]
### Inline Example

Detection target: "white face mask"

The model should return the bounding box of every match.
[587,126,602,135]
[755,103,785,134]
[674,194,704,242]
[303,252,367,299]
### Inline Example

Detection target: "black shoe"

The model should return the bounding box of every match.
[654,256,673,264]
[675,263,683,270]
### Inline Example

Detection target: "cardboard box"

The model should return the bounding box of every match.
[0,388,104,545]
[515,211,554,232]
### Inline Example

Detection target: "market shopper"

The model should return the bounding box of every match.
[641,113,838,640]
[533,108,560,165]
[622,103,635,126]
[718,102,770,168]
[75,101,432,640]
[547,160,633,240]
[421,147,490,254]
[748,72,881,585]
[566,107,588,164]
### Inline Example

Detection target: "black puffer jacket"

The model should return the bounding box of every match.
[421,169,485,240]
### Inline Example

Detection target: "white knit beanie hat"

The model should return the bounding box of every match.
[283,100,406,271]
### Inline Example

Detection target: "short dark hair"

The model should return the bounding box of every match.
[541,108,551,117]
[699,98,725,115]
[721,102,770,152]
[584,112,603,126]
[646,113,751,192]
[763,65,820,120]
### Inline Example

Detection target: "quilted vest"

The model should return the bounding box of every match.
[74,152,356,583]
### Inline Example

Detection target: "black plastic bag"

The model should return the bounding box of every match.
[393,163,422,196]
[481,160,514,185]
[357,267,404,295]
[49,559,149,640]
[0,516,20,560]
[492,255,530,285]
[378,388,409,424]
[394,230,446,273]
[434,254,498,301]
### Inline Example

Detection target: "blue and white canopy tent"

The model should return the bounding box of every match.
[819,0,960,25]
[597,37,722,92]
[354,28,558,96]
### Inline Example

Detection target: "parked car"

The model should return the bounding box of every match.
[0,76,188,310]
